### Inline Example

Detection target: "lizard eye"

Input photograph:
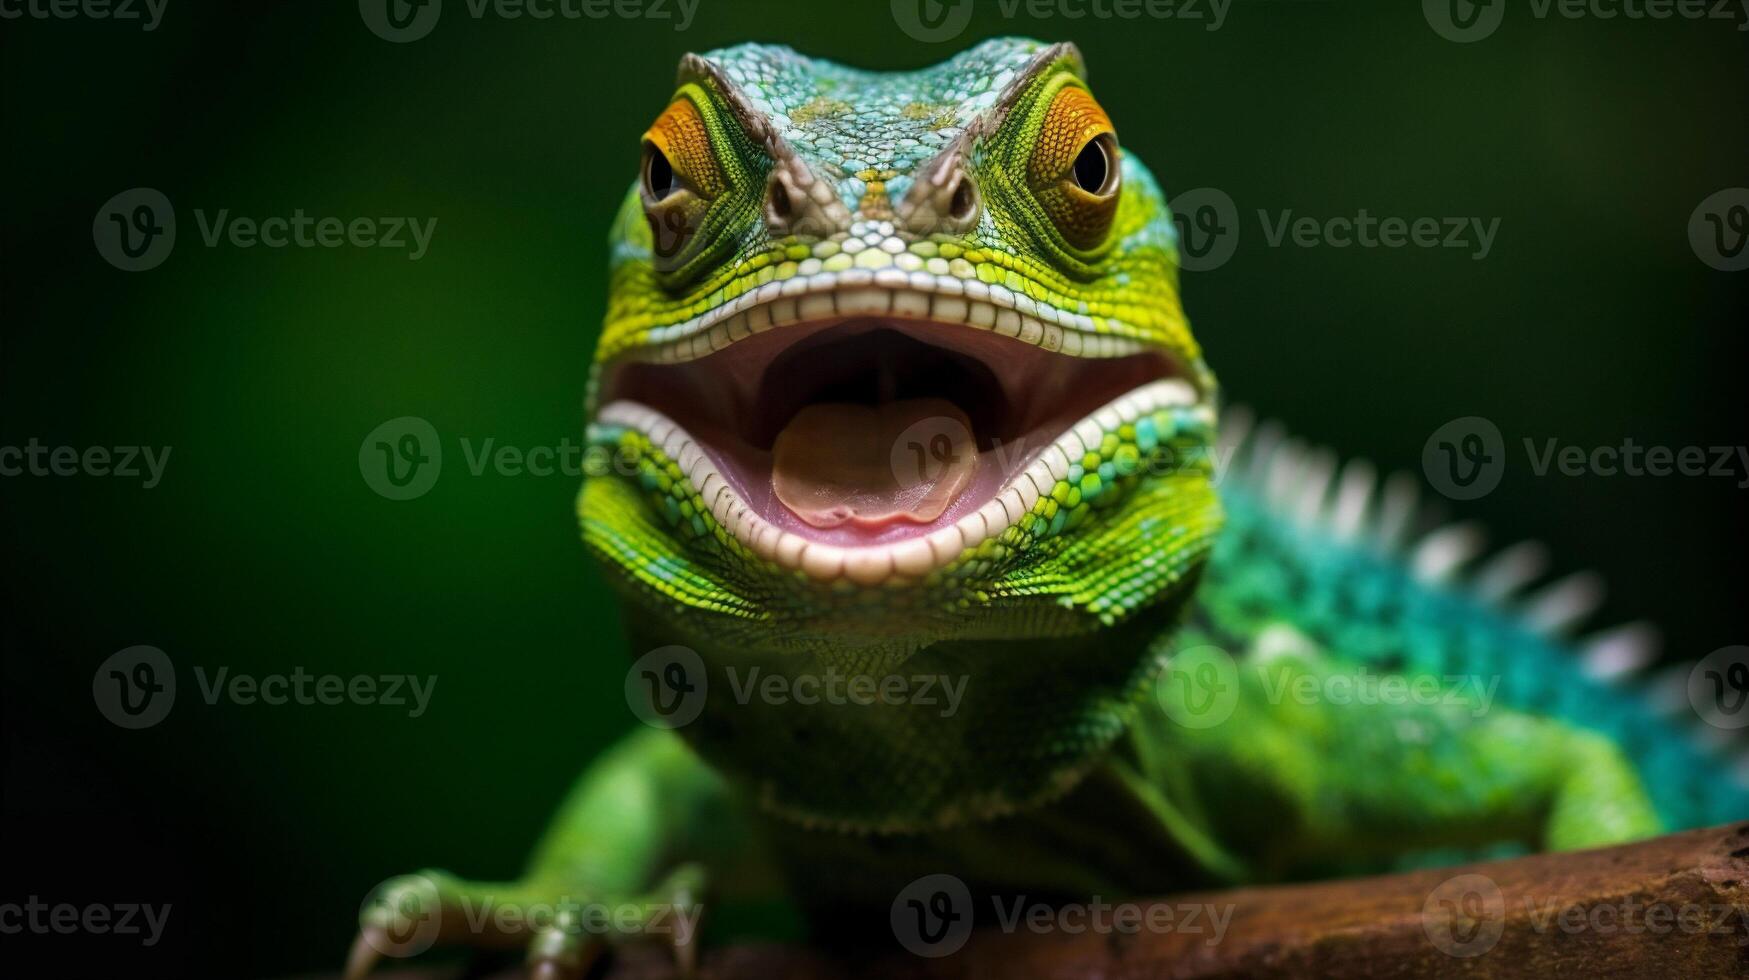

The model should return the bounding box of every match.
[1026,85,1121,252]
[640,96,725,272]
[643,144,681,202]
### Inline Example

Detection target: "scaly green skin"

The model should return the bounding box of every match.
[348,39,1745,976]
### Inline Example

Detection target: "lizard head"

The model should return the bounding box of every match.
[582,38,1221,655]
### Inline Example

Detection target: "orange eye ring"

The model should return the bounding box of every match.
[639,96,727,273]
[1027,85,1121,251]
[641,97,725,204]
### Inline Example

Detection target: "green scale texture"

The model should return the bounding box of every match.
[707,40,1044,213]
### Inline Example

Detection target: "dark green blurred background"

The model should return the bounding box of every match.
[2,1,1745,975]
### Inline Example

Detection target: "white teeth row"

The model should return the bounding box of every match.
[592,377,1201,586]
[632,271,1147,365]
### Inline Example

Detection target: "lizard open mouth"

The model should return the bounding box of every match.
[593,284,1202,582]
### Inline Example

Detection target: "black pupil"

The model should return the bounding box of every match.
[646,148,676,200]
[1073,139,1108,193]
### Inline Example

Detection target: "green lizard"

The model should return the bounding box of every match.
[346,38,1747,977]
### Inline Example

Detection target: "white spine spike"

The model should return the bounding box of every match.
[1216,404,1254,473]
[1293,449,1337,527]
[1329,457,1376,542]
[1522,571,1606,635]
[1471,541,1550,604]
[1411,524,1487,584]
[1264,440,1306,511]
[1375,471,1420,550]
[1580,623,1660,682]
[1243,420,1286,481]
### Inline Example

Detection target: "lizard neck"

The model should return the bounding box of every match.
[621,581,1201,835]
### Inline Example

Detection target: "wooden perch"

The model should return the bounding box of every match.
[349,821,1749,980]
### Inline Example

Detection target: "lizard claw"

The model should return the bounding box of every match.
[342,926,386,980]
[345,872,448,979]
[659,862,707,980]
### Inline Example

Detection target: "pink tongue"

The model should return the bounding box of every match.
[772,398,978,529]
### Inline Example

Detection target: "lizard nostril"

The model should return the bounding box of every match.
[766,175,795,229]
[948,176,978,224]
[901,164,981,236]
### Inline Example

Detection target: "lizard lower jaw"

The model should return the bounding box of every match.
[592,285,1203,584]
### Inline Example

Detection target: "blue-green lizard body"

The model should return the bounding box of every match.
[345,38,1747,978]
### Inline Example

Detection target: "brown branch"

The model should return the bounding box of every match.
[353,821,1749,980]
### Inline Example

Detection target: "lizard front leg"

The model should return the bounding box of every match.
[1146,627,1661,880]
[346,727,762,979]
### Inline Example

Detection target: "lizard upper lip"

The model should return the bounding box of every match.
[591,282,1202,579]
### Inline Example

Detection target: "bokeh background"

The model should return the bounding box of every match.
[3,1,1745,975]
